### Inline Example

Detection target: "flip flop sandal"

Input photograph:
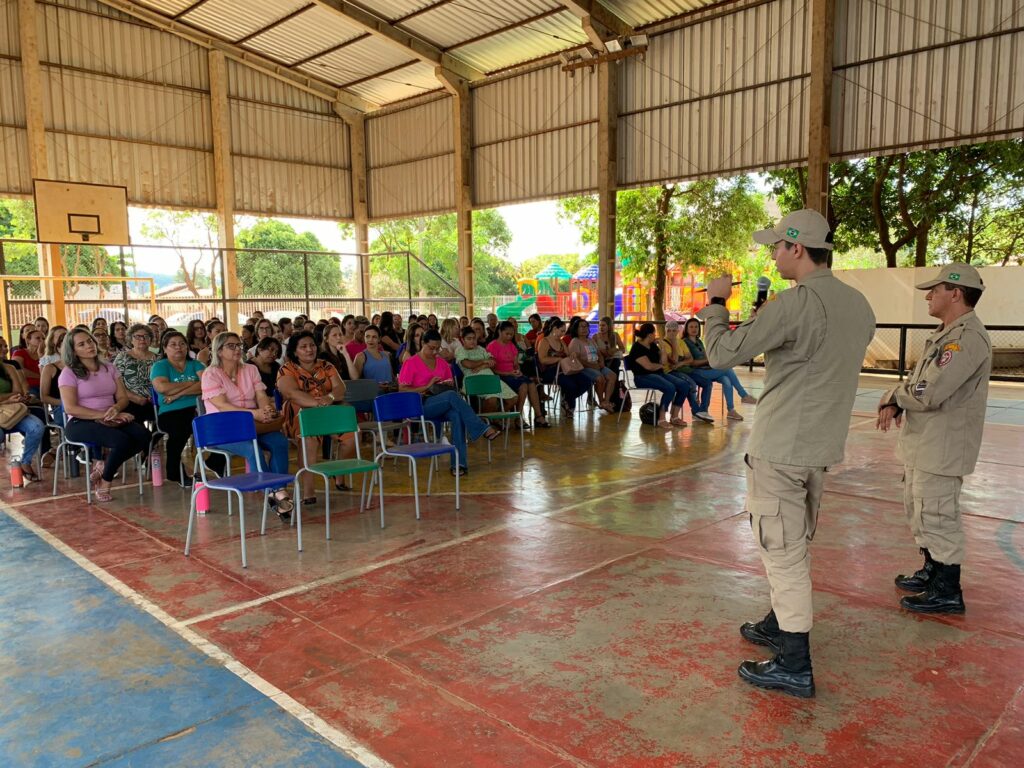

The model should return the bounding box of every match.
[94,488,113,503]
[301,497,317,506]
[484,427,502,441]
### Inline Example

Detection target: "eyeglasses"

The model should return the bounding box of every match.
[132,334,151,341]
[222,342,242,350]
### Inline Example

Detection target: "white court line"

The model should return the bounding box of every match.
[0,502,393,768]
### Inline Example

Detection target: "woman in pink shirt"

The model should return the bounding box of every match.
[202,332,294,517]
[398,330,499,476]
[58,329,150,502]
[485,321,549,428]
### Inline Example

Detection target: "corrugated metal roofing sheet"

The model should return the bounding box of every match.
[227,61,333,114]
[231,101,349,167]
[0,127,31,195]
[0,58,25,125]
[367,96,452,166]
[233,155,351,219]
[134,0,197,16]
[182,0,311,44]
[37,1,209,91]
[346,60,440,105]
[601,0,712,28]
[0,0,20,57]
[300,34,412,86]
[242,5,364,66]
[453,11,589,73]
[400,0,563,50]
[368,153,453,219]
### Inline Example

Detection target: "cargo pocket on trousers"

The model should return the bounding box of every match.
[917,496,958,533]
[748,496,784,553]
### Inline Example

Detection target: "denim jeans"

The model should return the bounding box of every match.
[689,368,734,410]
[633,373,688,414]
[724,368,749,399]
[422,390,489,469]
[666,371,701,415]
[2,412,45,465]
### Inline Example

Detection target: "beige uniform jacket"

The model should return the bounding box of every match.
[698,269,875,467]
[882,311,990,476]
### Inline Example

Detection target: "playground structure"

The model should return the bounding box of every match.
[495,262,742,324]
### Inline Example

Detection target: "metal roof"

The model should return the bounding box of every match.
[111,1,721,107]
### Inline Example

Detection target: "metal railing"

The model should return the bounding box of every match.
[0,239,466,333]
[606,319,1024,383]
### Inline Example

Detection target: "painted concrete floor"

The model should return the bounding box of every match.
[2,376,1023,767]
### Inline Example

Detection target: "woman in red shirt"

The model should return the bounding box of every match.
[12,326,44,395]
[486,321,549,428]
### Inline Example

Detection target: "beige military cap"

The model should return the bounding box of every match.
[915,263,986,292]
[752,209,834,250]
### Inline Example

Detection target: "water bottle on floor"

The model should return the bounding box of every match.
[151,450,163,487]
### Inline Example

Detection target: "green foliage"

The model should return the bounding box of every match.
[1,198,118,297]
[139,209,220,297]
[767,139,1024,267]
[368,209,517,299]
[235,219,340,297]
[557,178,769,318]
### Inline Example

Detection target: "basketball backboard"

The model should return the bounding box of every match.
[32,179,130,245]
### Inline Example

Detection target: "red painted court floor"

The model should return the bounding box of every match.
[3,379,1023,767]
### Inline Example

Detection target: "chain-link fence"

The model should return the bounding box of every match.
[1,239,465,336]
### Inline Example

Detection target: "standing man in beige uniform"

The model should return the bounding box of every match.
[699,210,875,698]
[877,264,990,614]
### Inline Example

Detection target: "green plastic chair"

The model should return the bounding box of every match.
[295,405,384,550]
[463,375,525,460]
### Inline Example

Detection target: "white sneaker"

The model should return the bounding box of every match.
[440,435,451,445]
[694,412,715,423]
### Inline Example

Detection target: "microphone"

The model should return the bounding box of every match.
[754,276,772,309]
[695,281,740,293]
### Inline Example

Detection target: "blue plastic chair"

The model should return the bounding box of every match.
[184,411,295,568]
[371,391,459,520]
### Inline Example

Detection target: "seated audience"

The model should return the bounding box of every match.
[150,331,209,486]
[354,326,395,390]
[14,326,46,394]
[486,321,548,428]
[593,316,626,375]
[535,318,587,419]
[683,318,755,420]
[186,319,209,360]
[113,324,158,428]
[278,331,353,501]
[455,326,516,413]
[627,322,691,429]
[660,321,713,423]
[248,337,283,399]
[202,332,293,518]
[567,317,617,412]
[0,353,46,483]
[58,329,150,502]
[398,329,500,476]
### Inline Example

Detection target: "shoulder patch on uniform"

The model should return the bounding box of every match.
[914,380,928,395]
[942,342,961,353]
[938,349,955,367]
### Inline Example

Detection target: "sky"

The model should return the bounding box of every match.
[125,199,587,274]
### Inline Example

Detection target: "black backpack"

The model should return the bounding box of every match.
[639,402,659,426]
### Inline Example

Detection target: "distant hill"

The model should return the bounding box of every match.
[128,270,178,289]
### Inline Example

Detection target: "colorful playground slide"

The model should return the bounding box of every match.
[495,295,536,320]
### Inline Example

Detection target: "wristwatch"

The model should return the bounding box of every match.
[710,296,727,306]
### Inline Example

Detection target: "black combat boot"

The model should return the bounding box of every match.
[895,547,936,592]
[901,562,965,614]
[740,609,781,653]
[738,630,815,698]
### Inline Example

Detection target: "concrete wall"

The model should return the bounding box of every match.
[834,267,1024,326]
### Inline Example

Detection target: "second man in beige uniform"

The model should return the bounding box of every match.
[699,209,875,699]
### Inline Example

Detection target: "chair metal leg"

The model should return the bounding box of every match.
[410,458,420,519]
[184,487,198,556]
[238,492,247,568]
[324,474,331,542]
[377,468,385,528]
[426,456,434,497]
[260,491,269,536]
[454,451,460,510]
[519,420,525,459]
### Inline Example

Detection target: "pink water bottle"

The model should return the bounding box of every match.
[9,463,23,488]
[150,451,164,487]
[195,482,210,514]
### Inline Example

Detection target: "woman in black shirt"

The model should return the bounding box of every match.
[626,323,690,429]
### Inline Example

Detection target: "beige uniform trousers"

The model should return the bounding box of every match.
[745,455,825,633]
[903,466,965,565]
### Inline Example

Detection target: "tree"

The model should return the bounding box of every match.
[139,210,220,297]
[558,178,768,320]
[235,219,340,296]
[368,209,518,300]
[768,139,1024,267]
[0,199,118,298]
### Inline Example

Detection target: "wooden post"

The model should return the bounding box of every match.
[18,0,65,325]
[596,60,618,321]
[208,51,238,326]
[806,0,834,216]
[335,105,371,316]
[437,69,474,318]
